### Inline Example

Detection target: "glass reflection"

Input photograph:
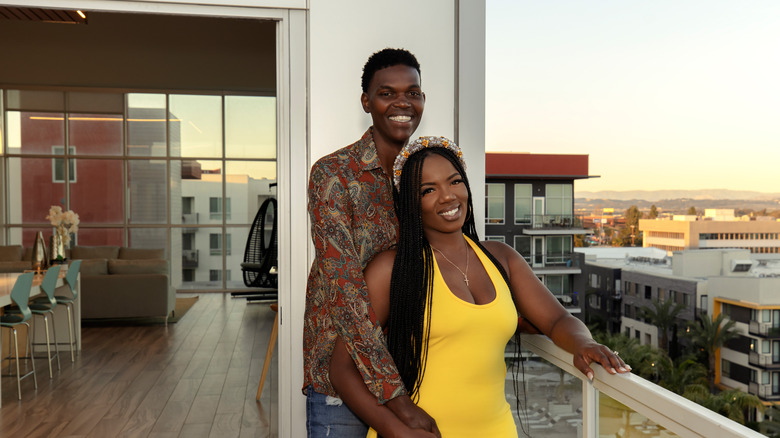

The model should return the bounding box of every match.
[225,95,276,159]
[128,160,167,224]
[68,113,123,156]
[70,159,124,224]
[8,157,67,225]
[128,93,168,157]
[225,161,277,225]
[509,345,582,437]
[599,392,677,437]
[169,95,222,158]
[7,111,64,155]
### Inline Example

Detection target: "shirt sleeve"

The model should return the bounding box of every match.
[308,162,406,403]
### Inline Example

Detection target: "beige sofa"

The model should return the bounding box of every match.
[0,245,36,273]
[71,246,173,320]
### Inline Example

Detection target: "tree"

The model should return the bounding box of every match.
[686,206,698,216]
[687,313,739,392]
[625,205,642,228]
[648,205,659,219]
[685,386,765,425]
[656,356,708,395]
[641,299,685,351]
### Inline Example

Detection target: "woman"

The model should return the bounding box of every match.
[330,136,630,438]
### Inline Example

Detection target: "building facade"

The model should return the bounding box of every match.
[485,153,591,313]
[641,209,780,255]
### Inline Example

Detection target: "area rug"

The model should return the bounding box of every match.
[81,296,199,326]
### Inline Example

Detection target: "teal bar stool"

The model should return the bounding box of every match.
[29,265,62,378]
[0,272,38,400]
[50,260,81,362]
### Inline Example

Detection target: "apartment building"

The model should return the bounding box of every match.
[574,247,704,347]
[641,209,780,255]
[485,153,591,312]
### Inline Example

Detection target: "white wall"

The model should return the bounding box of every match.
[310,0,457,157]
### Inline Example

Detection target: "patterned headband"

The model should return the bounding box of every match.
[392,136,466,190]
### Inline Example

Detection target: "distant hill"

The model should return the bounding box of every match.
[576,189,780,202]
[574,190,780,214]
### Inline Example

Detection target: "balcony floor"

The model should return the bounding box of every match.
[0,292,278,437]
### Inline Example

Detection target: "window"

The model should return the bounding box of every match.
[210,269,222,282]
[722,359,731,378]
[485,183,505,224]
[52,146,77,182]
[545,275,570,295]
[209,197,231,220]
[514,183,532,224]
[624,304,632,318]
[182,197,194,215]
[644,285,652,299]
[590,274,600,288]
[209,233,232,256]
[634,330,640,339]
[545,235,571,265]
[514,236,531,262]
[545,184,572,216]
[486,236,505,242]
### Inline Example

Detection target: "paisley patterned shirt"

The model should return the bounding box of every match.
[303,128,405,403]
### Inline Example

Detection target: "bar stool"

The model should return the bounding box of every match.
[0,272,38,400]
[40,260,81,362]
[29,265,62,378]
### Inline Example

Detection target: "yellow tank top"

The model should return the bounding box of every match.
[368,236,518,437]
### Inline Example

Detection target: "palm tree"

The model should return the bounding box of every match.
[687,313,739,392]
[656,356,708,395]
[641,299,685,351]
[685,386,765,425]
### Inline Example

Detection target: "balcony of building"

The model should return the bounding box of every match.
[749,351,780,369]
[182,212,200,233]
[182,248,199,268]
[520,214,588,234]
[749,320,780,338]
[749,382,780,402]
[519,334,764,438]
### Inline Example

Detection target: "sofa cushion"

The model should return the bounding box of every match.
[119,247,165,260]
[108,259,168,275]
[71,246,120,260]
[80,259,109,276]
[0,245,24,261]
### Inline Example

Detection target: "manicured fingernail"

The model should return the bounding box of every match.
[619,367,627,372]
[587,372,594,381]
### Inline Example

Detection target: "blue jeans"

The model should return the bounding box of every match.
[306,386,368,437]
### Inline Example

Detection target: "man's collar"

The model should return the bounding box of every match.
[356,127,382,172]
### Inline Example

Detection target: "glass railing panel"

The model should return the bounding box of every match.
[598,391,677,437]
[506,345,582,437]
[520,334,766,438]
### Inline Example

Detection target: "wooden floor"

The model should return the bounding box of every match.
[0,293,279,438]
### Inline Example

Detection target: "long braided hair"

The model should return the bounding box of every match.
[387,147,518,401]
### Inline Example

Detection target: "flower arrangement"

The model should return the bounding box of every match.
[46,205,80,245]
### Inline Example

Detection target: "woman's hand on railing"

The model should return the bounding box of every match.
[573,340,631,380]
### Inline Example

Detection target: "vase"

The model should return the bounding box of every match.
[50,232,67,264]
[31,231,50,271]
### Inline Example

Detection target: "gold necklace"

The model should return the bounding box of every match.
[431,244,470,286]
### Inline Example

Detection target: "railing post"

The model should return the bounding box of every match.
[582,378,598,438]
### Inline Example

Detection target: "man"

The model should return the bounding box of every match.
[304,48,439,437]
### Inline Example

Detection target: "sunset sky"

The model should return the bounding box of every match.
[485,0,780,194]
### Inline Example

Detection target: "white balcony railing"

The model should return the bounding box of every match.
[521,334,764,438]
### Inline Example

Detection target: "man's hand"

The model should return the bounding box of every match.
[385,395,441,438]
